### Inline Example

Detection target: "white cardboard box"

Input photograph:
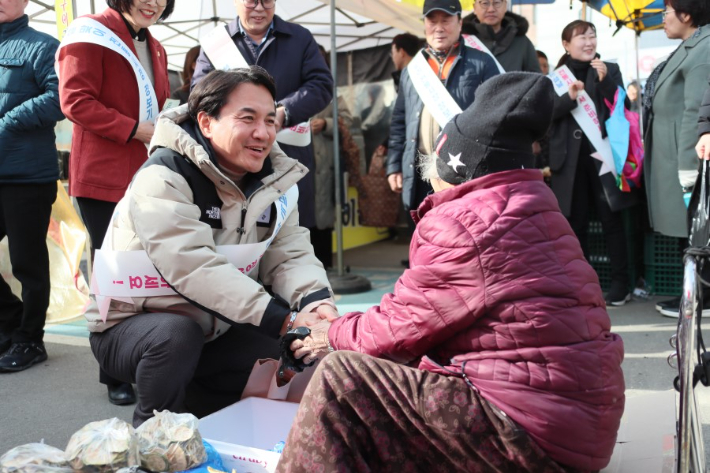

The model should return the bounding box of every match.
[199,397,300,473]
[601,390,676,473]
[201,391,677,473]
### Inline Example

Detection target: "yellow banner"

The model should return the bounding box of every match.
[55,0,75,41]
[335,186,391,251]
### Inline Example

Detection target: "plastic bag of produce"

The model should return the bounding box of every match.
[0,443,72,472]
[65,418,139,472]
[176,441,224,473]
[136,411,206,472]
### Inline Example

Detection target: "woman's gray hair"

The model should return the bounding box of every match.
[418,152,439,183]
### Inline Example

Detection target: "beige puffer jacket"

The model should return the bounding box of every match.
[85,105,334,341]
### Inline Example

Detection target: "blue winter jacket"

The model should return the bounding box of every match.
[0,15,64,183]
[387,42,499,209]
[192,15,333,228]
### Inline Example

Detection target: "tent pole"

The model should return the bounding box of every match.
[581,2,587,20]
[330,0,344,278]
[635,30,644,136]
[327,0,371,295]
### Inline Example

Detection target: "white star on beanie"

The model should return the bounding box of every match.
[447,152,465,171]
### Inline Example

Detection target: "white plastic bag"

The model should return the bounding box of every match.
[136,411,206,472]
[65,418,139,472]
[0,443,72,472]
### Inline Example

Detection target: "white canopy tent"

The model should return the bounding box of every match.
[26,0,431,70]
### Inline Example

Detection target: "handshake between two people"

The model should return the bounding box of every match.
[280,304,338,367]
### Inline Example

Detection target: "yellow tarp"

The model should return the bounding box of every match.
[587,0,664,32]
[0,182,89,325]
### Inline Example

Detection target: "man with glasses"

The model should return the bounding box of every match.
[462,0,541,73]
[192,0,333,235]
[387,0,498,234]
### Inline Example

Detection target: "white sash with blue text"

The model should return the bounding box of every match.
[199,25,311,147]
[407,35,505,128]
[57,17,159,123]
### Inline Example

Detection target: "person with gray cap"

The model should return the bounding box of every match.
[277,73,625,473]
[386,0,499,232]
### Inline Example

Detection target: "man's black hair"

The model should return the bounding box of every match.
[392,33,422,58]
[188,67,277,120]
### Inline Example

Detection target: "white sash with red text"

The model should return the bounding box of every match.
[461,34,505,73]
[549,66,615,177]
[91,185,299,321]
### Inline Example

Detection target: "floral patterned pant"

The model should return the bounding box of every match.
[276,351,584,473]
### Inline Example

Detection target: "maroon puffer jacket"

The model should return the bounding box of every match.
[329,169,625,471]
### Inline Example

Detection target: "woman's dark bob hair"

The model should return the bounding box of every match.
[664,0,710,27]
[107,0,174,22]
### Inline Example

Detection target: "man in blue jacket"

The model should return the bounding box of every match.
[387,0,499,221]
[0,0,64,372]
[192,0,333,232]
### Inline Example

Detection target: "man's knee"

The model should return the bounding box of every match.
[143,314,205,364]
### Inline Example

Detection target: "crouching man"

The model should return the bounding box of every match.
[86,67,337,426]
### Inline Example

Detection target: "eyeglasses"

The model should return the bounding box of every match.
[138,0,168,8]
[241,0,276,9]
[662,9,675,19]
[477,0,506,9]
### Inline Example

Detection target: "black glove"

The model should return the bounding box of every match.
[279,326,315,374]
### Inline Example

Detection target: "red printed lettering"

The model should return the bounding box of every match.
[558,71,573,86]
[129,276,143,289]
[159,277,170,288]
[144,276,159,289]
[231,455,268,468]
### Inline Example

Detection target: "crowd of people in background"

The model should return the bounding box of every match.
[0,0,710,469]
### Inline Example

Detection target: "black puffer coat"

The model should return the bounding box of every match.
[461,11,541,73]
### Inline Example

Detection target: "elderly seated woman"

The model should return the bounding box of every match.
[277,73,625,473]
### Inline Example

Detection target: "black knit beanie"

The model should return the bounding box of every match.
[434,72,555,184]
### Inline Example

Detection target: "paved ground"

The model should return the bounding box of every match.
[0,237,707,468]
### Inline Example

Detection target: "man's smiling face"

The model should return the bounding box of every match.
[199,82,277,178]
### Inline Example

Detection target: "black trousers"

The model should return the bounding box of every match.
[310,227,333,269]
[76,197,116,255]
[0,183,57,344]
[567,151,629,288]
[406,177,433,232]
[76,197,124,386]
[89,313,280,426]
